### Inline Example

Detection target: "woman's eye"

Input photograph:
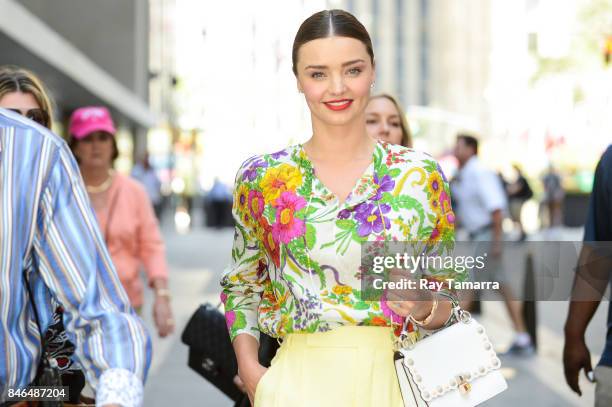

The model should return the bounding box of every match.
[366,119,378,125]
[390,122,401,128]
[347,67,362,76]
[311,72,325,79]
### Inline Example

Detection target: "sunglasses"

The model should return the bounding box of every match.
[6,108,50,128]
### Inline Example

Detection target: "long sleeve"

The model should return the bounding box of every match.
[220,161,269,342]
[424,164,458,293]
[134,183,168,284]
[32,143,151,404]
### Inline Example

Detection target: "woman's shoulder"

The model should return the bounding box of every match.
[234,144,302,183]
[115,172,149,197]
[378,141,441,172]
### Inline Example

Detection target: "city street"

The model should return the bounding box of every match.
[139,217,607,406]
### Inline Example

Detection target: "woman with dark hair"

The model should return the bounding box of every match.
[366,93,413,147]
[68,106,175,339]
[221,10,458,406]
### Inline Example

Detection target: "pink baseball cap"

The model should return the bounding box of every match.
[68,106,116,139]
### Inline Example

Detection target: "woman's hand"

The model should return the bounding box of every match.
[153,295,174,337]
[386,289,434,319]
[237,360,268,406]
[385,268,435,318]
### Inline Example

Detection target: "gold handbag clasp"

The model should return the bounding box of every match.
[457,375,472,395]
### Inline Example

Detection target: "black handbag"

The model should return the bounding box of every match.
[181,303,243,402]
[24,275,64,407]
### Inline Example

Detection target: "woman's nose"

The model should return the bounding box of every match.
[329,74,346,95]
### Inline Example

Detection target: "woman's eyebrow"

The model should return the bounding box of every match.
[304,59,366,70]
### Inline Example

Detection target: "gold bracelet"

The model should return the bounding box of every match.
[155,288,171,299]
[409,293,438,327]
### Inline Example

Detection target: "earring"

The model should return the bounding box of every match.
[370,83,375,89]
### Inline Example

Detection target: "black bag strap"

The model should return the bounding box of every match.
[24,270,48,352]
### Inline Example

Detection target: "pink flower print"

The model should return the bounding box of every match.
[272,191,306,244]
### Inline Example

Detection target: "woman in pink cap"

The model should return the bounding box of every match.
[68,106,174,338]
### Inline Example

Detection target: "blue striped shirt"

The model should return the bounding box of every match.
[0,109,151,405]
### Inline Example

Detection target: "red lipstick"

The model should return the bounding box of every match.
[324,99,353,111]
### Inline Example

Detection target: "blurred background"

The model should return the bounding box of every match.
[2,0,611,405]
[2,0,611,231]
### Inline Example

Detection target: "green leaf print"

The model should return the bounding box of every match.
[305,224,316,250]
[234,312,246,330]
[377,165,389,177]
[353,301,370,310]
[423,160,438,173]
[373,144,383,170]
[427,213,437,224]
[390,195,425,227]
[388,168,401,178]
[336,219,356,230]
[379,191,393,204]
[263,205,276,222]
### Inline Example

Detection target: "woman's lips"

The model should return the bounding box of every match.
[324,99,353,111]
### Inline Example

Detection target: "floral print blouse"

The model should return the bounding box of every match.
[221,141,457,343]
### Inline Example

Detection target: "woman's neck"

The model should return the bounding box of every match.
[306,116,375,162]
[80,165,112,186]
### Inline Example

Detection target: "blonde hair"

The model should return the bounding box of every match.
[368,94,412,148]
[0,65,54,129]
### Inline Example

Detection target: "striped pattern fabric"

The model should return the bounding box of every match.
[0,109,151,397]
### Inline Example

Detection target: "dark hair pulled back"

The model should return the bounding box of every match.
[292,9,374,75]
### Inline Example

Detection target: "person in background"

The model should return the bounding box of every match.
[68,106,174,338]
[452,133,534,356]
[506,164,533,241]
[206,177,233,228]
[542,164,565,227]
[0,65,89,403]
[0,107,150,407]
[563,145,612,406]
[365,93,412,147]
[132,153,164,220]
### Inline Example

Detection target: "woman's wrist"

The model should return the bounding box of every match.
[410,291,436,321]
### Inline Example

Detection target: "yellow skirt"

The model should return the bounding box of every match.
[254,326,404,407]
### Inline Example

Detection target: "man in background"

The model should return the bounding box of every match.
[563,145,612,406]
[0,108,151,407]
[452,133,534,356]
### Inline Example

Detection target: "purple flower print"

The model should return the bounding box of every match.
[372,174,395,200]
[437,164,448,182]
[337,208,352,219]
[354,203,391,237]
[271,149,288,159]
[242,159,268,181]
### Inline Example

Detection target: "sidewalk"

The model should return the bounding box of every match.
[139,223,603,406]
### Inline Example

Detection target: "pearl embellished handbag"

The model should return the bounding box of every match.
[394,308,508,406]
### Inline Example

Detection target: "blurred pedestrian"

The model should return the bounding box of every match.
[452,134,534,356]
[221,10,458,406]
[365,93,412,147]
[206,177,232,228]
[542,164,564,227]
[506,164,533,241]
[563,145,612,406]
[132,153,164,220]
[0,65,90,403]
[0,108,151,407]
[68,106,174,338]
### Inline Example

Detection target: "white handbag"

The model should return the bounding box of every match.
[394,308,508,406]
